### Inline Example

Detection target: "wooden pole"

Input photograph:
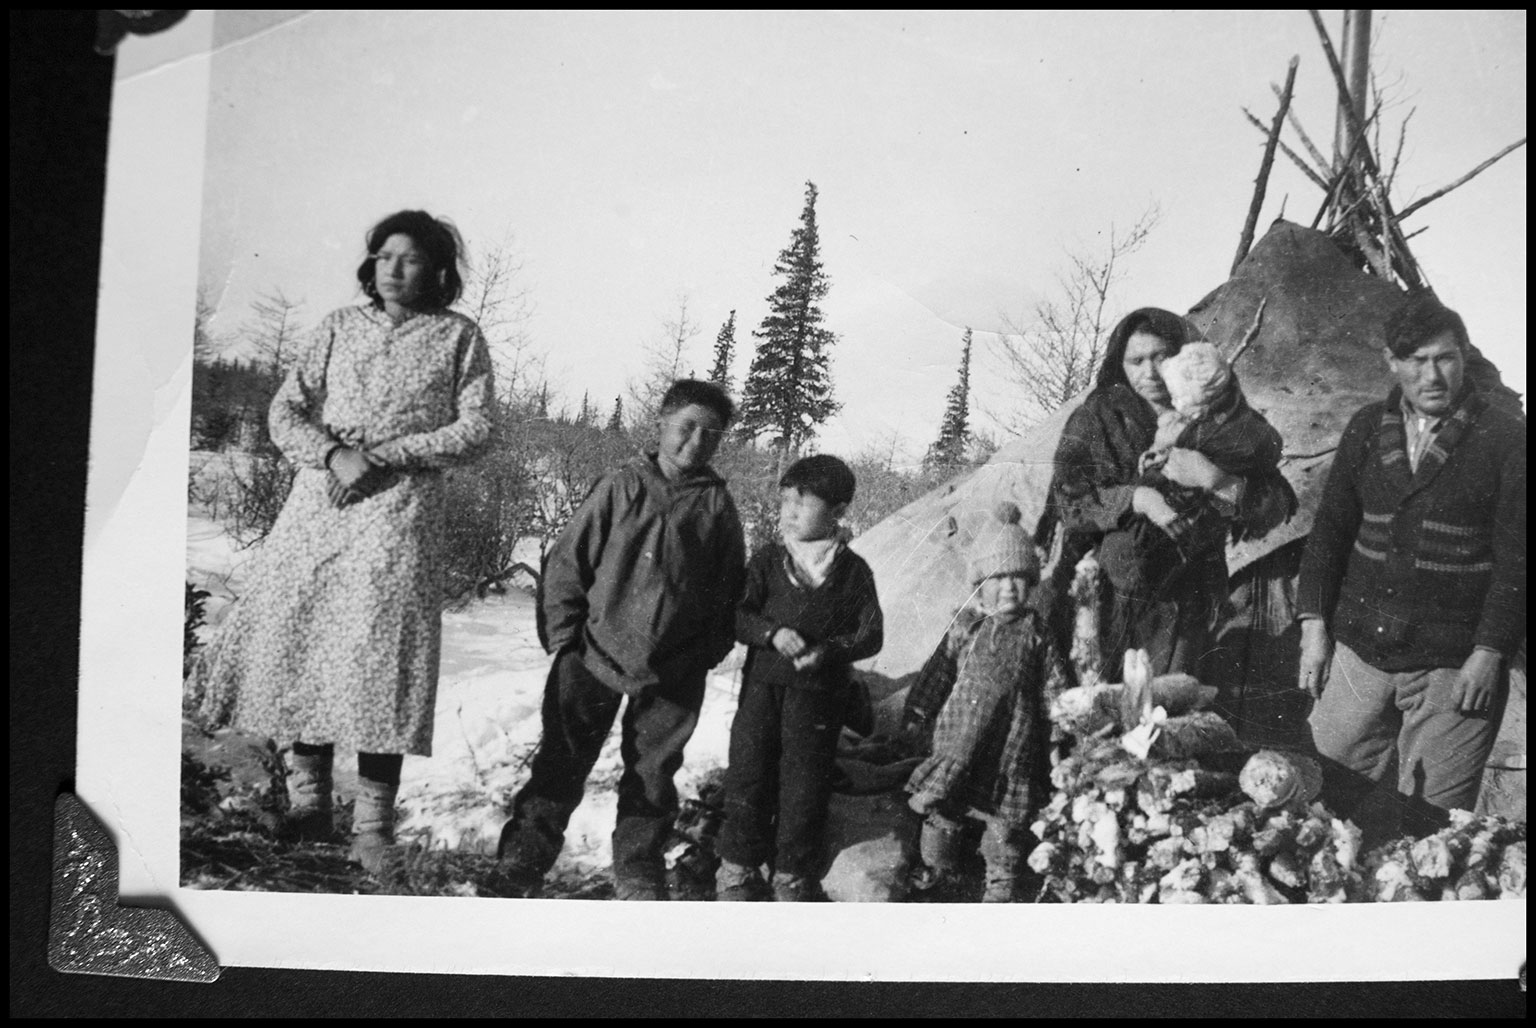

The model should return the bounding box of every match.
[1226,297,1268,368]
[1394,138,1528,221]
[1308,9,1425,288]
[1382,108,1414,196]
[1232,57,1299,275]
[1311,129,1367,230]
[1273,83,1334,178]
[1332,10,1372,175]
[1242,108,1330,190]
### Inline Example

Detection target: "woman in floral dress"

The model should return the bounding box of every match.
[194,210,494,871]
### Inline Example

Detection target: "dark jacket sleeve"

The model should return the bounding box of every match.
[822,558,884,665]
[1474,422,1527,656]
[1295,407,1374,623]
[735,547,779,648]
[705,493,749,666]
[539,473,618,655]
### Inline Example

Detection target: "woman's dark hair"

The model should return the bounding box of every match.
[1384,291,1469,358]
[659,378,735,427]
[779,453,857,507]
[355,210,465,310]
[1093,307,1191,391]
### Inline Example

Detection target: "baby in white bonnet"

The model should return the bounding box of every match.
[1140,340,1235,475]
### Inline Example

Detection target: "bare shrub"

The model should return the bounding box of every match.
[225,454,297,548]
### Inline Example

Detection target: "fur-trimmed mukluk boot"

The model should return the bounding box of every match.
[348,777,398,875]
[282,745,335,842]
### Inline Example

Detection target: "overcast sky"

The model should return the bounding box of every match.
[192,10,1526,462]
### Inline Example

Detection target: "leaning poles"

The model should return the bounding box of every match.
[1308,9,1426,288]
[1231,57,1299,275]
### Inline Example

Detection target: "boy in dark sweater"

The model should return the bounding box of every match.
[715,455,884,901]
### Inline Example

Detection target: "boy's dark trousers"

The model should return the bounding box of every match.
[717,674,844,880]
[500,647,706,898]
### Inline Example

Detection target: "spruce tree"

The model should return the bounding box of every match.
[925,327,973,470]
[605,396,624,434]
[247,288,304,373]
[737,181,839,454]
[708,310,737,393]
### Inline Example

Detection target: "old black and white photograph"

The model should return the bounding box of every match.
[40,9,1526,991]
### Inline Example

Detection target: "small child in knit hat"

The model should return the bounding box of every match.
[901,501,1050,902]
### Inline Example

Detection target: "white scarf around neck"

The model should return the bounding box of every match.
[783,536,840,588]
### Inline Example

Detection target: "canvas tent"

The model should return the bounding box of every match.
[850,219,1522,757]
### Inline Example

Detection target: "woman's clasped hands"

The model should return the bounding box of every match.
[325,446,393,508]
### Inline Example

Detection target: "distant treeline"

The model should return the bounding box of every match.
[191,357,285,453]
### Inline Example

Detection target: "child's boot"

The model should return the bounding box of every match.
[980,824,1026,903]
[495,795,567,899]
[348,777,398,875]
[612,816,671,900]
[282,745,334,842]
[715,859,771,902]
[916,811,964,889]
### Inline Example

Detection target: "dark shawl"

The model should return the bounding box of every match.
[1034,306,1191,555]
[1038,382,1163,561]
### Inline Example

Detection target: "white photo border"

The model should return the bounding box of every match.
[75,10,1525,981]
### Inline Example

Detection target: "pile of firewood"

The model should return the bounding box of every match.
[1028,735,1360,903]
[1361,810,1525,902]
[1028,669,1527,903]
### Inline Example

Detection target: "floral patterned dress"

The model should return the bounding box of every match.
[195,304,494,754]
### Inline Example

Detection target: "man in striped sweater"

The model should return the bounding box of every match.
[1295,293,1525,844]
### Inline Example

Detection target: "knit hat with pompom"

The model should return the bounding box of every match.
[967,501,1041,585]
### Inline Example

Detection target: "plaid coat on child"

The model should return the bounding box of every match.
[906,607,1050,829]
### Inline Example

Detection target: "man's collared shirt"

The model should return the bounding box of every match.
[1401,396,1445,473]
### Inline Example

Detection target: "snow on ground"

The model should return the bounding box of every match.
[186,500,742,882]
[397,590,743,874]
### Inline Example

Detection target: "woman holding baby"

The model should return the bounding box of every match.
[1034,307,1294,681]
